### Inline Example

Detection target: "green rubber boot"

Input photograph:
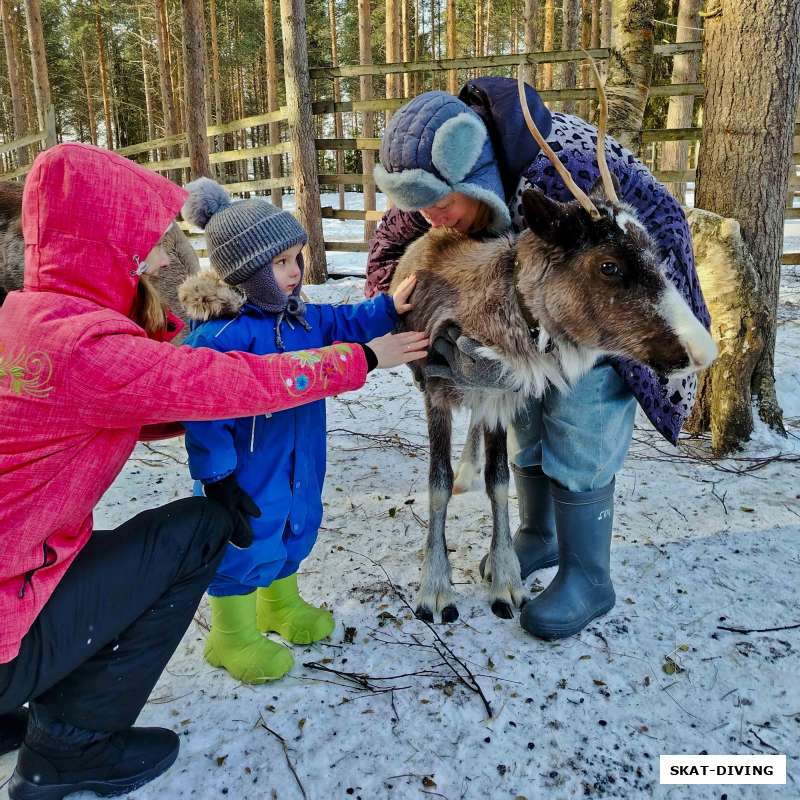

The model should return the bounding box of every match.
[256,573,335,645]
[205,592,294,683]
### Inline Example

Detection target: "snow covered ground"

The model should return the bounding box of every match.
[2,202,799,800]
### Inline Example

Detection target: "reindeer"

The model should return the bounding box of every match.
[388,65,716,624]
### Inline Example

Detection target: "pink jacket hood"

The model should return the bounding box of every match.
[22,143,188,315]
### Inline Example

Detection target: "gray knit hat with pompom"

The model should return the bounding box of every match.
[182,178,307,287]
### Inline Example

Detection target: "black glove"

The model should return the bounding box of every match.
[203,474,261,549]
[423,325,519,392]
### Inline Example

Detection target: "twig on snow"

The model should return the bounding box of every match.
[257,712,307,800]
[717,622,800,634]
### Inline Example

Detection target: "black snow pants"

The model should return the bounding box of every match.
[0,497,232,732]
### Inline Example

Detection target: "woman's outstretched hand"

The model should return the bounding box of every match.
[392,274,417,315]
[367,330,429,369]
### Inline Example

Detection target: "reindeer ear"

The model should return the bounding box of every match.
[521,187,586,249]
[589,171,621,202]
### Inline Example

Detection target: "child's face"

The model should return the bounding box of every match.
[272,243,304,294]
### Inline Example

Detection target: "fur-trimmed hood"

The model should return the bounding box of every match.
[179,269,247,322]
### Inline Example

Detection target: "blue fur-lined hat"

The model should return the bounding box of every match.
[374,91,511,234]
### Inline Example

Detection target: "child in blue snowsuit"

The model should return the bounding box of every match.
[179,179,417,683]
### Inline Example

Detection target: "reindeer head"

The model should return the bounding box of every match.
[514,62,716,377]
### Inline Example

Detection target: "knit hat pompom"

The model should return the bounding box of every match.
[182,177,232,230]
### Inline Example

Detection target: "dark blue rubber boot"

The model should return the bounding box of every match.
[519,480,616,639]
[479,464,558,580]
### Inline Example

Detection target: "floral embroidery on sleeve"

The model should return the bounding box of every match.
[0,347,54,398]
[273,343,357,397]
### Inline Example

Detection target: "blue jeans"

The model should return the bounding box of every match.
[508,361,637,493]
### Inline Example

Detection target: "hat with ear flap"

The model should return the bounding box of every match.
[374,91,511,234]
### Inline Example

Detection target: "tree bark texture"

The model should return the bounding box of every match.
[328,0,345,209]
[542,0,554,90]
[605,0,655,155]
[180,0,211,178]
[80,49,97,146]
[358,0,377,241]
[209,0,223,168]
[280,0,327,282]
[447,0,457,94]
[1,0,29,162]
[684,210,767,455]
[264,0,283,206]
[521,0,538,86]
[661,0,701,204]
[385,0,401,123]
[23,0,53,139]
[137,5,156,152]
[560,0,579,113]
[94,2,113,148]
[694,0,800,437]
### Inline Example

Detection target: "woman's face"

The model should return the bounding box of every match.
[420,192,481,232]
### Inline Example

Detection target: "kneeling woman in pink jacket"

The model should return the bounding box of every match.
[0,143,427,800]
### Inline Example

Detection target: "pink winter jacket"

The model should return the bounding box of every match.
[0,143,367,663]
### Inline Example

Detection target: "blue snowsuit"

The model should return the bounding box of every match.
[183,294,398,596]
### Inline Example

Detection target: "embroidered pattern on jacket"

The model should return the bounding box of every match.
[274,342,356,396]
[0,347,54,397]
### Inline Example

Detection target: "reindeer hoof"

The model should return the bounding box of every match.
[415,605,434,623]
[441,605,459,623]
[491,600,515,619]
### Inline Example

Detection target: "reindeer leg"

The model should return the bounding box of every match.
[484,424,524,619]
[416,397,459,624]
[453,411,483,495]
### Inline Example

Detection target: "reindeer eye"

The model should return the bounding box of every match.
[600,262,620,277]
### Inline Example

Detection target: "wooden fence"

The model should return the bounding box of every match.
[1,46,798,270]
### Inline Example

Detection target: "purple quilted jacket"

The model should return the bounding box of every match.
[365,79,711,445]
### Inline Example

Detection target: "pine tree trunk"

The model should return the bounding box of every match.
[413,0,421,94]
[209,0,223,166]
[23,0,53,141]
[520,0,538,86]
[264,0,283,206]
[154,0,179,173]
[605,0,655,155]
[1,0,29,163]
[328,0,345,209]
[358,0,377,241]
[561,0,579,113]
[386,0,400,123]
[579,0,592,118]
[446,0,456,93]
[693,0,800,440]
[661,0,700,204]
[280,0,327,282]
[475,0,482,59]
[180,0,210,179]
[542,0,554,89]
[137,4,156,154]
[80,49,97,146]
[93,3,113,147]
[402,0,411,97]
[600,0,611,46]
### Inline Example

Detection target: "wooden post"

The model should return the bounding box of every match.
[280,0,327,283]
[264,0,283,206]
[358,0,378,241]
[22,0,52,135]
[180,0,211,179]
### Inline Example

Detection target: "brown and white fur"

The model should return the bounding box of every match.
[389,160,716,625]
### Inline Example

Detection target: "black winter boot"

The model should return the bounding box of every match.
[0,707,28,756]
[520,480,616,639]
[8,704,179,800]
[480,464,558,580]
